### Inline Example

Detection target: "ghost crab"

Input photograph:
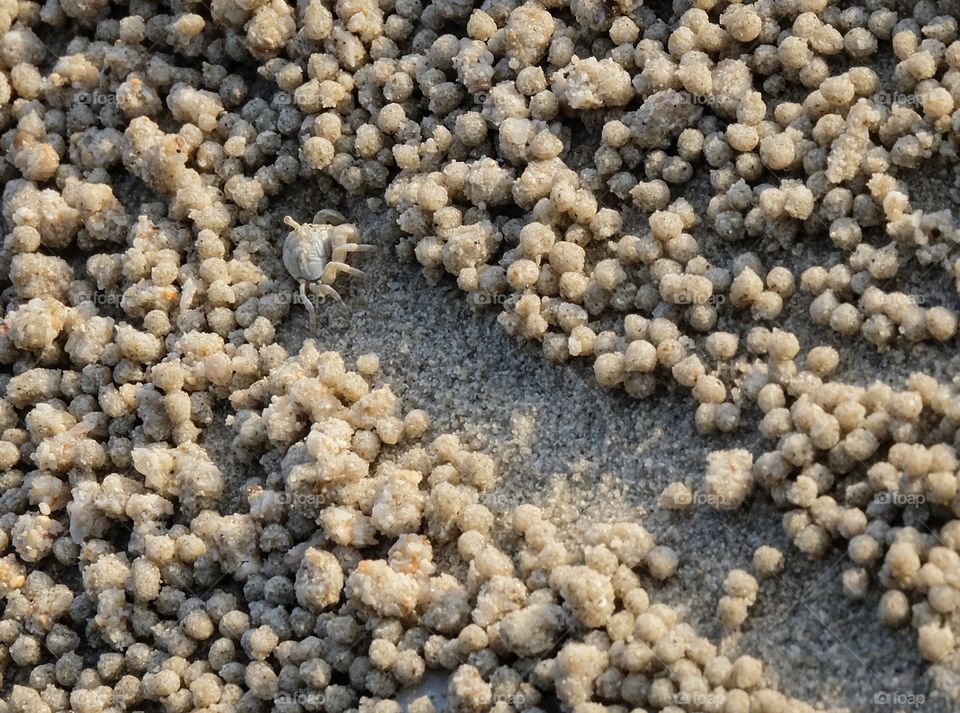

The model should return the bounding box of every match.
[282,209,373,326]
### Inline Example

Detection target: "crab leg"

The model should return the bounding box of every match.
[299,279,317,330]
[322,262,364,283]
[313,283,346,310]
[331,244,375,263]
[314,209,348,225]
[283,216,302,230]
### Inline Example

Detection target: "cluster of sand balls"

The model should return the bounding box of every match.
[363,0,960,668]
[661,330,960,660]
[732,365,960,664]
[0,342,827,713]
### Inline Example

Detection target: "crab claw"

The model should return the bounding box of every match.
[284,215,301,231]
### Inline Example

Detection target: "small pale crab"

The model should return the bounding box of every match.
[282,209,373,326]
